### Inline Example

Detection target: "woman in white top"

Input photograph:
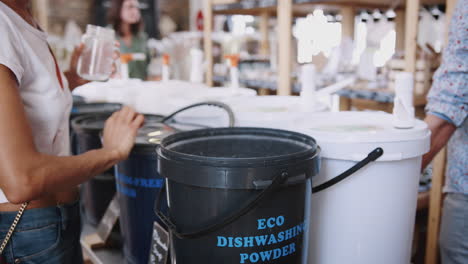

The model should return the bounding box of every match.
[0,0,144,263]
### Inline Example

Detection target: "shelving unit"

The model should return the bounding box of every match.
[203,0,448,97]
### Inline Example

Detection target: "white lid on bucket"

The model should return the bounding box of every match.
[293,111,430,161]
[225,96,328,128]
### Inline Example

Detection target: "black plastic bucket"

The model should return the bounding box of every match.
[156,127,320,264]
[72,113,117,225]
[71,112,162,226]
[70,102,122,120]
[72,95,86,105]
[115,101,235,264]
[69,102,122,155]
[115,122,174,264]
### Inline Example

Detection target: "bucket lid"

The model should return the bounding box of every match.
[72,95,86,105]
[71,102,122,117]
[224,96,327,128]
[72,113,164,134]
[226,96,327,113]
[294,111,430,161]
[198,87,257,100]
[157,127,320,189]
[133,123,176,153]
[132,118,207,153]
[71,113,112,134]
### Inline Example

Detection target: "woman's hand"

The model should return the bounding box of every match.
[64,43,89,91]
[102,106,144,161]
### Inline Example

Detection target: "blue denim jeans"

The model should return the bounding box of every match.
[0,202,83,264]
[440,193,468,264]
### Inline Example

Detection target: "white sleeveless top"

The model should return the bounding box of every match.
[0,2,72,203]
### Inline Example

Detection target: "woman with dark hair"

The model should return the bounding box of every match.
[108,0,149,80]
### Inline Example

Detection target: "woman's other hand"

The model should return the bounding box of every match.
[65,43,89,91]
[102,106,144,161]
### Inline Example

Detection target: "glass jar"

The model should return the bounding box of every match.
[77,25,116,81]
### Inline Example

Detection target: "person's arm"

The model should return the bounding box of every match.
[422,0,468,170]
[0,64,144,204]
[421,114,456,169]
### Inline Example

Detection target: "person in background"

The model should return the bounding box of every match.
[0,0,144,263]
[421,1,467,263]
[108,0,149,80]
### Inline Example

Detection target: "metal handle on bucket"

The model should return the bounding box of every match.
[154,172,289,239]
[312,147,384,194]
[161,101,236,127]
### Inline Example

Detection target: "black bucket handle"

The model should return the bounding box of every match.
[155,147,383,240]
[155,172,289,239]
[312,147,383,193]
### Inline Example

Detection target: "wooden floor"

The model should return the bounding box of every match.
[81,223,124,264]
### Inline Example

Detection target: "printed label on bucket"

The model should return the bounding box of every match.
[148,221,170,264]
[216,215,307,263]
[115,172,164,198]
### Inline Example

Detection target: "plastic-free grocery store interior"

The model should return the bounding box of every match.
[0,0,465,264]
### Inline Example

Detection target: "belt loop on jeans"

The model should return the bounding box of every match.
[58,205,67,231]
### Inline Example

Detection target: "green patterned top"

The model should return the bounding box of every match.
[117,32,149,80]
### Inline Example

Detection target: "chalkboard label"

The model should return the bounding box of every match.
[148,221,170,264]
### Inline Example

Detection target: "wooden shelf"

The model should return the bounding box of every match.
[81,223,123,264]
[205,0,451,95]
[213,0,446,16]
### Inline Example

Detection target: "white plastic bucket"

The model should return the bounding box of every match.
[133,81,210,115]
[132,82,255,117]
[224,96,328,128]
[291,111,430,264]
[73,79,146,106]
[167,86,257,127]
[73,80,256,120]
